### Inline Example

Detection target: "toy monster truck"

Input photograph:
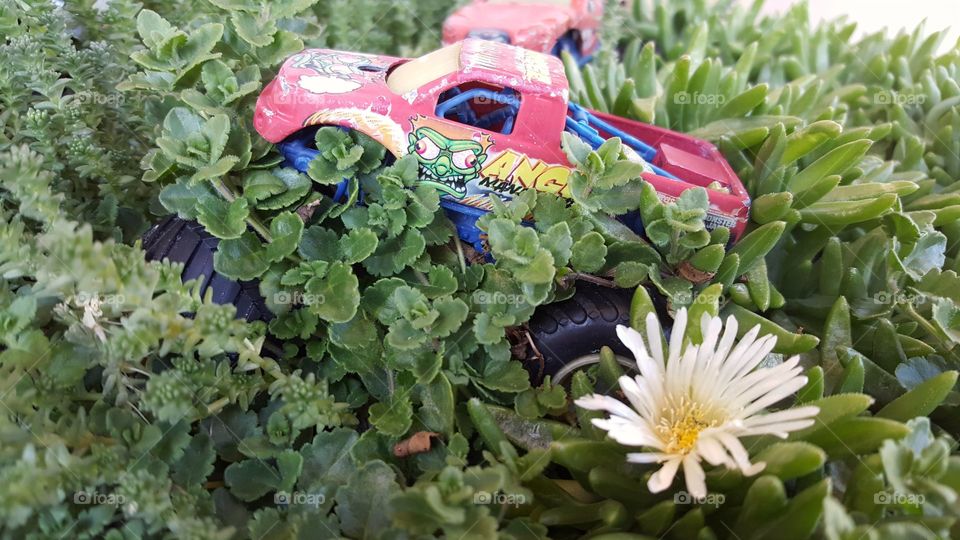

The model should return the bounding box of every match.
[144,39,750,382]
[442,0,602,64]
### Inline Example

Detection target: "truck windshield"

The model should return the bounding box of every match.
[387,43,462,95]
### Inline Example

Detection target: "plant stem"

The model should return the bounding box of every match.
[454,235,467,276]
[209,178,273,241]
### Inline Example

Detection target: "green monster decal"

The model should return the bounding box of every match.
[408,126,488,198]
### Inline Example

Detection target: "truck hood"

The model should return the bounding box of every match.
[254,49,402,144]
[443,2,573,51]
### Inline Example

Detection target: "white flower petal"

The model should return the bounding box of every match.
[647,458,682,493]
[617,325,649,362]
[627,452,671,463]
[714,325,763,384]
[668,309,688,367]
[645,311,666,366]
[715,430,764,476]
[575,395,641,421]
[724,357,804,409]
[741,406,820,427]
[694,434,731,467]
[739,419,816,438]
[619,375,656,418]
[725,334,779,384]
[738,374,809,418]
[617,325,664,384]
[592,419,661,447]
[682,454,707,499]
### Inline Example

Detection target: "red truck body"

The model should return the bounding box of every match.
[254,39,750,239]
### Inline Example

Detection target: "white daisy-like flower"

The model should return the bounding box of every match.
[575,309,819,499]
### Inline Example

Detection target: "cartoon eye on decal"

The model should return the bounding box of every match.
[415,137,441,160]
[451,149,477,170]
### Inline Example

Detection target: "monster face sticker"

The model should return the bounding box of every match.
[408,125,490,198]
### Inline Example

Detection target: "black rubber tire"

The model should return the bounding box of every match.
[526,283,637,385]
[142,216,271,322]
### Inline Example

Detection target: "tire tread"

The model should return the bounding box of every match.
[142,216,271,322]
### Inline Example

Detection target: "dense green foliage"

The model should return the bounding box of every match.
[2,0,960,538]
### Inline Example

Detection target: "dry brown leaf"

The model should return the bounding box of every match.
[393,431,441,458]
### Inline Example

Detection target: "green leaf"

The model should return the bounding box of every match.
[213,231,269,280]
[788,140,873,193]
[299,226,340,261]
[728,221,785,276]
[335,461,401,539]
[754,442,826,481]
[805,417,910,458]
[306,262,360,323]
[368,393,413,436]
[798,194,898,227]
[570,231,607,273]
[339,228,378,264]
[734,476,787,538]
[224,458,283,502]
[172,432,215,487]
[298,428,360,506]
[876,371,958,422]
[751,479,829,540]
[159,180,217,220]
[262,212,303,262]
[258,168,311,210]
[479,360,532,393]
[789,393,874,439]
[243,170,287,202]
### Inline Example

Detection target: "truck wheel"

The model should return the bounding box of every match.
[526,283,642,386]
[142,216,271,322]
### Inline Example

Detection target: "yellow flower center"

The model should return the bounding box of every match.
[657,398,719,455]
